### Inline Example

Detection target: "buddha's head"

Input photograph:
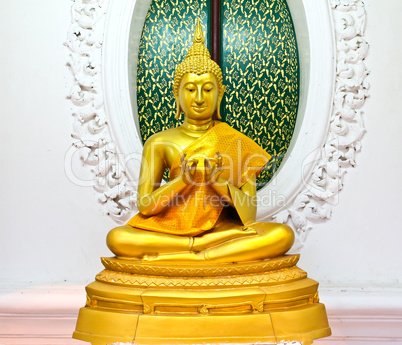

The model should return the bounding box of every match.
[173,20,226,120]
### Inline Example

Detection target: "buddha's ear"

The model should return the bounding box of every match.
[216,86,226,120]
[216,103,222,120]
[221,85,227,98]
[175,98,182,119]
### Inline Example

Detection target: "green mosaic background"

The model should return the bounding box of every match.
[135,0,299,188]
[221,0,299,186]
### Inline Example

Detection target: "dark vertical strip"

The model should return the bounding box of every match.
[219,0,223,67]
[210,0,220,65]
[219,0,225,121]
[206,0,211,51]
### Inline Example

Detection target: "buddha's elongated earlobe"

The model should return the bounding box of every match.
[216,99,222,120]
[216,86,226,120]
[175,100,182,119]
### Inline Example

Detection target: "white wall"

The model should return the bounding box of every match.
[0,0,401,289]
[299,0,402,288]
[0,0,116,285]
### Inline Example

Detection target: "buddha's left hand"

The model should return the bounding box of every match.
[204,152,223,185]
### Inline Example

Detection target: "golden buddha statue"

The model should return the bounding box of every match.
[106,20,294,263]
[73,20,331,345]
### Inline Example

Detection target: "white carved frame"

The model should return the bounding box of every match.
[66,0,368,252]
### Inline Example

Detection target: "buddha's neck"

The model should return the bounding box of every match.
[181,118,213,136]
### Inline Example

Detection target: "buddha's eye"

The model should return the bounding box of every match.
[186,88,195,92]
[204,88,213,92]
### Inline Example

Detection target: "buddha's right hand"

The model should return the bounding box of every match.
[204,152,223,185]
[180,153,198,185]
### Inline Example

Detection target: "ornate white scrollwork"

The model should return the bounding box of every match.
[66,0,137,222]
[66,0,368,251]
[273,0,369,251]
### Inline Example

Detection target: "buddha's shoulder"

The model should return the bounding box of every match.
[144,127,182,144]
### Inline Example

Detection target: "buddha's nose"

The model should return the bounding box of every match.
[195,89,204,105]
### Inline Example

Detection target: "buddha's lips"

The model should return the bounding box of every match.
[192,106,207,112]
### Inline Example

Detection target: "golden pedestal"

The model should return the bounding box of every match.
[73,255,331,345]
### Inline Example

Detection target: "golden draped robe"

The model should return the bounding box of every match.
[127,122,271,236]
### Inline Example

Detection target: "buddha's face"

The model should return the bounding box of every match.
[178,73,220,121]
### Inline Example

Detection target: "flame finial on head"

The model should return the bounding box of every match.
[193,18,205,44]
[185,19,211,60]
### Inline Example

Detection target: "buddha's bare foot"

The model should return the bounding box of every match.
[241,226,258,234]
[116,256,142,261]
[142,251,205,263]
[141,254,160,262]
[192,227,257,252]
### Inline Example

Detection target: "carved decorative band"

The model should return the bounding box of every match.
[263,293,317,312]
[95,266,307,287]
[101,254,300,277]
[87,294,143,313]
[87,292,316,315]
[143,300,263,315]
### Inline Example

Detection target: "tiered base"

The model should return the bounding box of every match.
[73,255,331,345]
